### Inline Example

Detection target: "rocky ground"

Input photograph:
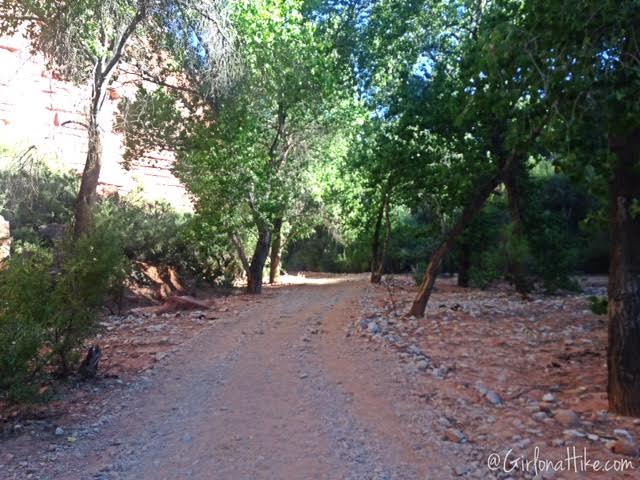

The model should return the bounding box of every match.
[0,273,638,479]
[354,275,640,478]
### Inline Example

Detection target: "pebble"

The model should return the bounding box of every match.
[445,428,467,443]
[533,412,548,422]
[367,322,380,334]
[613,429,634,442]
[486,390,503,406]
[54,427,65,436]
[553,409,580,428]
[562,429,585,439]
[416,360,429,371]
[610,439,639,457]
[542,393,556,402]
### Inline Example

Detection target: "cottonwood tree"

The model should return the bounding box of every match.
[120,0,353,293]
[381,1,547,317]
[520,0,640,416]
[0,0,235,239]
[186,0,350,293]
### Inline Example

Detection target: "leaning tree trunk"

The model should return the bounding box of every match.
[607,130,640,416]
[408,172,503,317]
[269,217,283,284]
[73,98,103,239]
[503,156,532,295]
[247,227,272,294]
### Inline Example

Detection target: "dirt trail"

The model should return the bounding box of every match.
[27,276,457,479]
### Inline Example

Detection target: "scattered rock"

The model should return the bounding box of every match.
[563,429,585,439]
[553,409,580,428]
[542,393,556,403]
[367,322,380,334]
[614,429,635,442]
[54,427,64,436]
[445,428,466,443]
[485,390,503,406]
[533,412,548,422]
[610,439,639,457]
[416,359,429,371]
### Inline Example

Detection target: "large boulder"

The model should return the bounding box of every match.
[0,215,10,264]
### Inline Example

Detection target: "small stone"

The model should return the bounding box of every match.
[299,373,308,379]
[551,438,564,447]
[533,412,548,422]
[445,428,466,443]
[563,429,585,439]
[614,429,635,442]
[516,438,532,449]
[587,434,599,442]
[438,417,451,428]
[554,409,580,428]
[407,344,422,355]
[542,393,556,402]
[475,382,488,395]
[610,439,639,457]
[486,390,503,406]
[454,464,470,476]
[367,322,380,334]
[54,427,64,436]
[416,360,429,371]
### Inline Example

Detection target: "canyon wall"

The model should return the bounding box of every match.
[0,33,192,211]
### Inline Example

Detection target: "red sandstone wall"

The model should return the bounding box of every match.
[0,33,192,211]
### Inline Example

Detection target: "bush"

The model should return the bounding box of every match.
[589,296,608,315]
[0,149,78,242]
[469,247,505,289]
[0,246,52,401]
[96,194,242,284]
[0,225,127,401]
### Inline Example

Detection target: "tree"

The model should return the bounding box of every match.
[520,0,640,416]
[386,0,546,316]
[0,0,234,239]
[174,0,351,293]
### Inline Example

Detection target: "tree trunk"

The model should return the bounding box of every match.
[370,188,389,284]
[408,172,503,317]
[246,227,272,294]
[503,155,532,295]
[71,8,144,239]
[269,217,283,284]
[607,130,640,416]
[73,100,103,239]
[457,240,471,287]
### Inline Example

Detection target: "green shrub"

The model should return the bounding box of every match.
[469,247,505,289]
[48,224,128,373]
[0,246,52,401]
[589,296,608,315]
[0,151,78,241]
[96,193,242,285]
[0,225,127,400]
